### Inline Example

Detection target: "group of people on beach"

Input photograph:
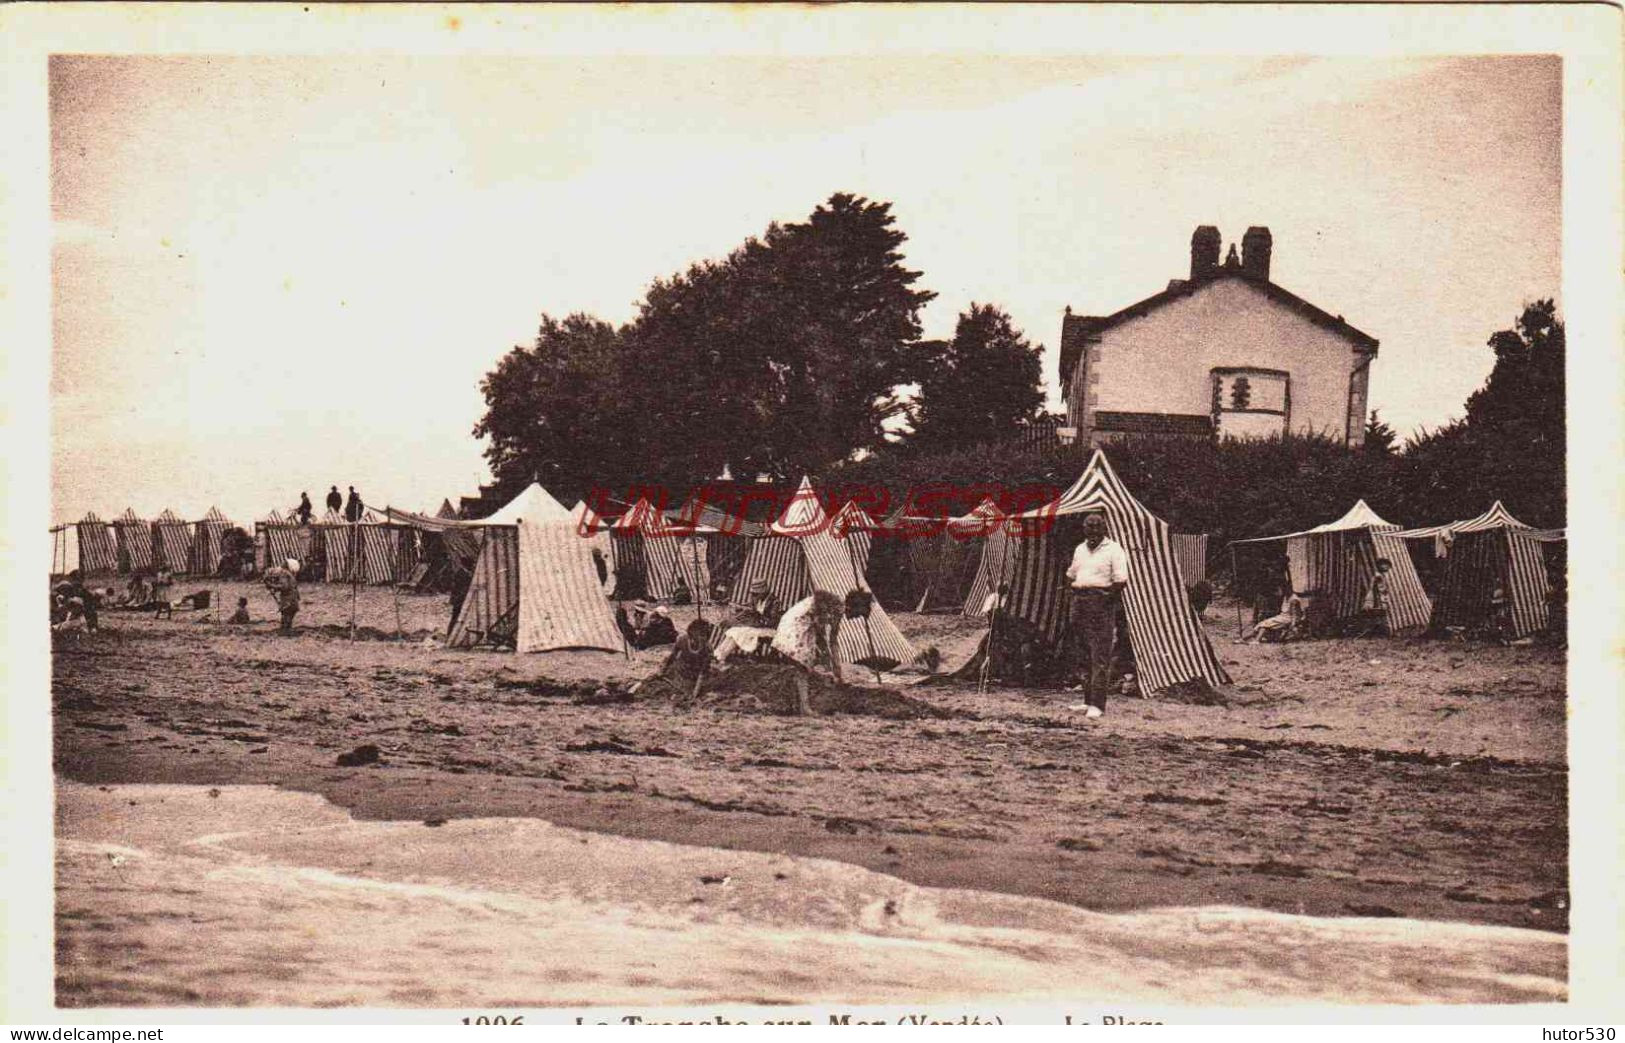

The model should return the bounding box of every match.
[292,485,366,526]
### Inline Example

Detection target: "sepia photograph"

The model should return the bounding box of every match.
[4,2,1622,1028]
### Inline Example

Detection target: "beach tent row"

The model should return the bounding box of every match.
[1230,500,1434,636]
[252,509,419,585]
[1391,501,1565,639]
[59,507,244,577]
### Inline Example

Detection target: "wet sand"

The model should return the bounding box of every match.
[57,782,1566,1007]
[52,582,1569,1005]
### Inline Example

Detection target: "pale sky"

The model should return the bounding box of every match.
[50,54,1560,525]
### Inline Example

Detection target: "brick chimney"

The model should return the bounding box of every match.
[1190,225,1221,280]
[1242,226,1273,281]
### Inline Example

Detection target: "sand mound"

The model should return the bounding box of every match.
[681,662,964,720]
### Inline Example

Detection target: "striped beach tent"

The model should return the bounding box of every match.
[1392,502,1564,638]
[190,506,233,575]
[667,499,764,601]
[1169,533,1209,586]
[75,511,119,575]
[957,502,1019,622]
[895,499,993,613]
[1008,450,1231,695]
[113,509,155,573]
[319,510,402,585]
[771,477,918,672]
[151,509,194,575]
[447,483,620,653]
[258,509,314,573]
[730,534,810,611]
[1231,500,1433,636]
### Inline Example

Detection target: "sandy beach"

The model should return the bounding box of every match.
[52,581,1569,1006]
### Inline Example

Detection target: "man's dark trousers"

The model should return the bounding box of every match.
[1069,588,1117,710]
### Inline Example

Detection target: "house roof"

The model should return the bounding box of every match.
[1059,268,1379,390]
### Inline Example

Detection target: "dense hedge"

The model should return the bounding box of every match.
[828,427,1564,578]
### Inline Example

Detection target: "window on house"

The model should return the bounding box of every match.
[1211,368,1288,440]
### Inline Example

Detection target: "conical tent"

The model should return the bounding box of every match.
[448,484,621,653]
[75,511,119,575]
[1393,501,1565,638]
[114,508,155,573]
[436,499,459,520]
[765,478,917,671]
[151,509,194,574]
[954,500,1016,621]
[1230,499,1432,635]
[190,506,234,575]
[480,482,573,526]
[1007,450,1231,694]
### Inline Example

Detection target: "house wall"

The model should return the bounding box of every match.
[1070,279,1368,445]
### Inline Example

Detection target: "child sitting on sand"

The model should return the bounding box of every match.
[229,597,251,624]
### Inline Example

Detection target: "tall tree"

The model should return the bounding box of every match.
[1391,300,1565,526]
[473,313,634,504]
[622,193,936,483]
[906,303,1045,452]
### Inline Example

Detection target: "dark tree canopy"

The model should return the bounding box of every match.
[477,192,936,496]
[906,303,1045,453]
[472,313,634,506]
[1393,300,1566,528]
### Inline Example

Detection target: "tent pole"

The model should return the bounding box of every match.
[392,524,403,641]
[980,532,1014,694]
[689,534,706,622]
[843,536,882,684]
[349,519,359,641]
[1231,545,1242,638]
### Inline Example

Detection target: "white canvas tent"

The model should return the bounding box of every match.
[447,483,621,653]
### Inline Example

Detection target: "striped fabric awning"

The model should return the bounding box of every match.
[1008,450,1230,695]
[962,526,1015,621]
[641,532,713,603]
[151,509,194,574]
[262,524,314,572]
[75,512,119,574]
[114,509,154,573]
[1240,501,1432,637]
[322,521,401,585]
[1398,503,1560,639]
[776,477,917,672]
[1168,532,1208,586]
[449,527,518,646]
[514,522,623,653]
[731,536,809,611]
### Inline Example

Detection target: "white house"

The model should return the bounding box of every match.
[1059,226,1378,447]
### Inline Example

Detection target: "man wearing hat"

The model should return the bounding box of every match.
[713,579,784,661]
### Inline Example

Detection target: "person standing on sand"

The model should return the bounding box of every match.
[344,486,364,523]
[296,492,314,526]
[326,486,343,514]
[264,558,301,634]
[1063,512,1128,719]
[771,589,845,715]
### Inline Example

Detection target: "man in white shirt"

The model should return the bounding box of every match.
[1063,513,1129,718]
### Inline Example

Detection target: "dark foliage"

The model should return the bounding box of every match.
[906,303,1045,453]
